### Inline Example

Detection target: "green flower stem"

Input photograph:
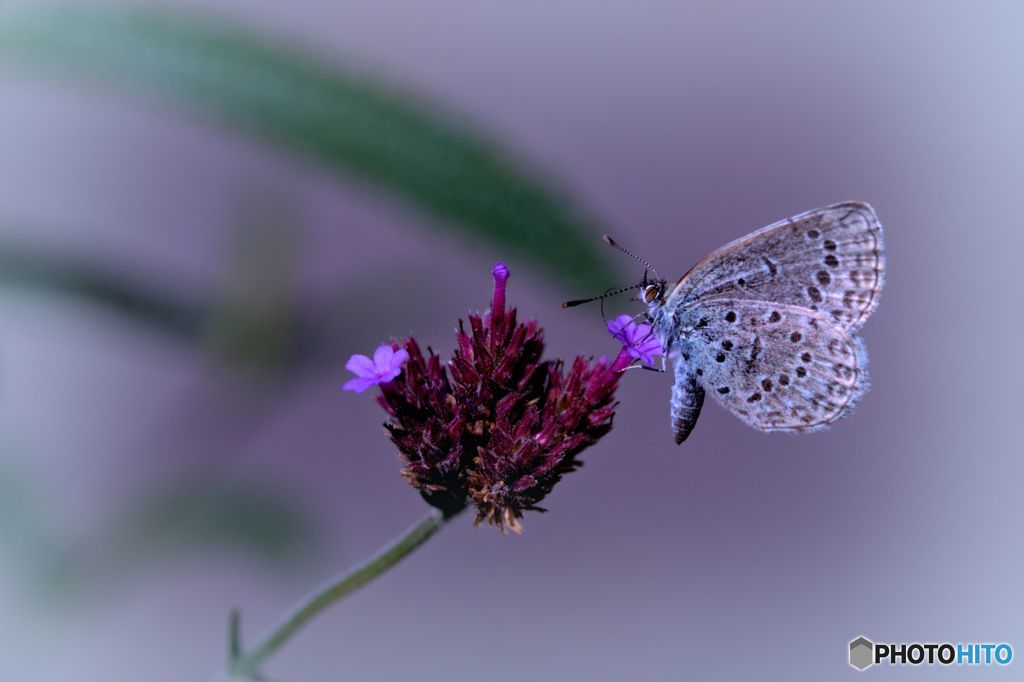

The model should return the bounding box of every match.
[220,508,449,680]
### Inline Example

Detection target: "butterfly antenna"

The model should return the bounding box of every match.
[599,286,617,322]
[561,283,642,308]
[603,235,662,282]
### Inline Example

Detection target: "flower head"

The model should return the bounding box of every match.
[351,262,631,532]
[343,345,410,393]
[607,314,663,365]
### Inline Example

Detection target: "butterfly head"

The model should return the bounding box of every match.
[640,271,666,306]
[561,234,666,311]
[598,234,666,305]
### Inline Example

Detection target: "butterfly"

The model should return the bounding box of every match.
[567,202,885,443]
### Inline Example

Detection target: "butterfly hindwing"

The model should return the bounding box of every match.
[671,202,884,332]
[674,299,868,432]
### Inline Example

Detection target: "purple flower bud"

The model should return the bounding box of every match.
[491,261,510,320]
[356,262,626,532]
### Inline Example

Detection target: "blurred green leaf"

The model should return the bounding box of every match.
[205,199,302,372]
[43,482,314,601]
[32,486,311,607]
[113,482,312,562]
[0,231,314,375]
[229,609,243,662]
[0,443,312,607]
[0,244,205,341]
[0,240,424,374]
[0,458,58,570]
[0,6,616,289]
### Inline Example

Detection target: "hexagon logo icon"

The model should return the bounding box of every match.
[849,636,874,670]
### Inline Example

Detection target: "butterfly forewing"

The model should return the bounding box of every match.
[677,300,868,432]
[670,202,884,332]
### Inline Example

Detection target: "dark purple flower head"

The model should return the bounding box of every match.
[349,262,632,532]
[606,314,663,366]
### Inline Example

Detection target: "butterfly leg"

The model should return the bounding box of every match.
[670,359,704,444]
[618,363,665,373]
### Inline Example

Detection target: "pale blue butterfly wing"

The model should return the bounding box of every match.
[670,202,884,332]
[672,300,868,435]
[653,202,884,442]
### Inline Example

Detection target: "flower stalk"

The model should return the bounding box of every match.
[218,509,451,681]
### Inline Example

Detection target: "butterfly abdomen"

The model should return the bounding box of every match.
[670,358,705,444]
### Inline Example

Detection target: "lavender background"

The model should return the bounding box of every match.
[1,1,1022,680]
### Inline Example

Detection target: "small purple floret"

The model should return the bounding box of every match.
[607,314,663,365]
[343,344,410,393]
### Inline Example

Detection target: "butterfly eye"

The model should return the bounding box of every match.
[643,284,661,303]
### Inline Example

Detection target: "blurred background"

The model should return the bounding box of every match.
[1,1,1021,680]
